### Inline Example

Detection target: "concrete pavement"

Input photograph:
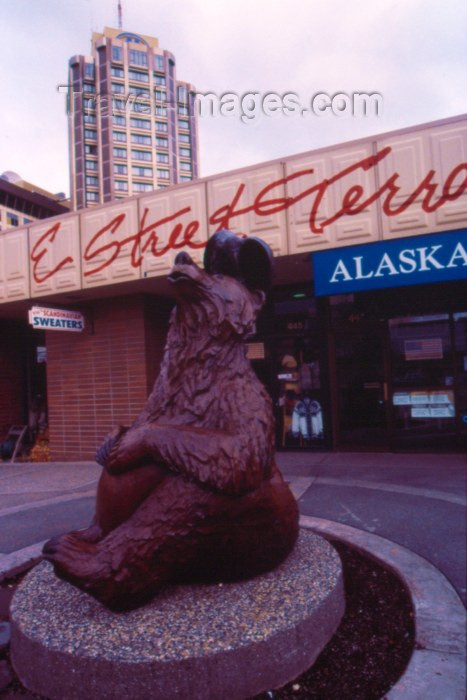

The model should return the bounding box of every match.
[1,452,466,604]
[1,452,465,698]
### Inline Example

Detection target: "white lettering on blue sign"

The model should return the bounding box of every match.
[313,230,467,296]
[328,241,467,284]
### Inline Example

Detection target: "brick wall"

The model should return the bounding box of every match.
[144,296,173,393]
[46,294,170,461]
[0,321,25,438]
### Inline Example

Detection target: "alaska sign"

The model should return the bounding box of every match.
[313,229,467,295]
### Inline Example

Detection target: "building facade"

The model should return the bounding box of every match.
[0,115,465,458]
[0,171,69,233]
[68,27,199,210]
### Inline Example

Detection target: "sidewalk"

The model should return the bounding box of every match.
[1,452,466,602]
[2,452,465,700]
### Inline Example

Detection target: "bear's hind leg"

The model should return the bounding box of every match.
[44,475,214,610]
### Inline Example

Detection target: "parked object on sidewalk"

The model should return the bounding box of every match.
[43,231,299,611]
[0,426,27,463]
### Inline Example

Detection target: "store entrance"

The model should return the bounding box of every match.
[331,298,466,451]
[389,314,459,451]
[334,320,390,449]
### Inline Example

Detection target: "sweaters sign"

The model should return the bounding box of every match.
[312,229,467,296]
[28,306,85,332]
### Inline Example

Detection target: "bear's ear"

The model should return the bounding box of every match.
[250,289,266,312]
[204,229,274,294]
[203,229,242,278]
[238,237,273,293]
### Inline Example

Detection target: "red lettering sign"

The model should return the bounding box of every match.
[30,147,467,283]
[31,223,74,284]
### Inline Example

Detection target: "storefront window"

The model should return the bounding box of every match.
[390,314,456,450]
[454,312,467,441]
[276,338,324,448]
[268,290,328,449]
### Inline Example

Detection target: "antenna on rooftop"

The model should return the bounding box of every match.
[117,0,123,29]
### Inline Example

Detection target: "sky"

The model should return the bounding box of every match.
[0,0,466,197]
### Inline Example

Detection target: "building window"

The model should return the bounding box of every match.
[131,149,152,161]
[133,182,154,192]
[132,165,153,177]
[84,129,97,140]
[85,159,98,171]
[153,55,164,71]
[113,130,127,142]
[86,175,99,186]
[115,180,128,191]
[155,121,168,132]
[177,104,189,116]
[154,89,166,103]
[23,217,33,224]
[111,66,124,78]
[86,191,99,202]
[132,99,151,114]
[85,144,98,155]
[157,153,169,163]
[128,86,150,98]
[177,86,188,103]
[180,175,192,182]
[130,117,150,130]
[180,162,191,171]
[128,69,149,83]
[129,49,148,66]
[113,147,127,158]
[178,119,190,130]
[114,163,128,175]
[113,98,126,112]
[178,133,190,143]
[83,82,96,93]
[157,168,170,179]
[154,74,166,86]
[155,105,167,117]
[6,212,19,227]
[156,136,168,148]
[112,46,123,62]
[112,82,125,94]
[179,147,191,157]
[131,133,151,145]
[112,115,126,126]
[85,63,95,79]
[84,114,96,124]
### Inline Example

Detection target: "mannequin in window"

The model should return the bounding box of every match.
[292,393,323,441]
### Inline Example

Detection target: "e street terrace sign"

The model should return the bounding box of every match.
[312,229,467,296]
[28,306,85,332]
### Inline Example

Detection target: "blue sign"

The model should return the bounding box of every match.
[312,229,467,296]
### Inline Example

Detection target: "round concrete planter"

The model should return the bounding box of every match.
[10,529,344,700]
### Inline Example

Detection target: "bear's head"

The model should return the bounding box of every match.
[168,230,273,339]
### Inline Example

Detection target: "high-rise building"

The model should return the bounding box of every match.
[68,27,199,210]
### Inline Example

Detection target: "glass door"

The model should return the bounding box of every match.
[334,320,390,449]
[390,314,458,451]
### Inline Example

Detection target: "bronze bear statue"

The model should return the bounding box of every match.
[44,230,299,611]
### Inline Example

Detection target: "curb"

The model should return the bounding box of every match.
[0,542,45,583]
[300,515,466,700]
